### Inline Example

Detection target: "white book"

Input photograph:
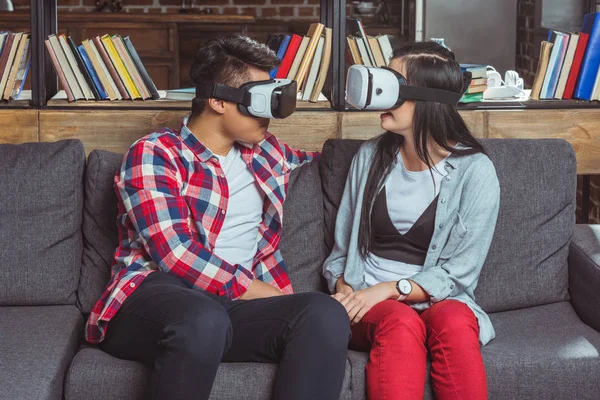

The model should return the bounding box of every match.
[287,36,309,80]
[554,33,579,99]
[89,40,122,100]
[591,66,600,101]
[377,35,394,65]
[48,34,84,100]
[356,38,372,67]
[302,36,324,101]
[0,33,23,98]
[58,35,94,100]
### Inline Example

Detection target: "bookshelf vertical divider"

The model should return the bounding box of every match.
[320,0,346,111]
[30,0,58,107]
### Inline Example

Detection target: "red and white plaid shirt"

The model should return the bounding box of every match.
[86,116,319,344]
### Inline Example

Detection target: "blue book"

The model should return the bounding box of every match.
[269,34,291,78]
[77,45,107,100]
[13,59,30,99]
[541,31,569,99]
[574,12,600,100]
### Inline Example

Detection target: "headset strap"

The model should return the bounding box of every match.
[398,86,463,105]
[195,83,252,106]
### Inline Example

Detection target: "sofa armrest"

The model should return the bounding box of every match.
[568,224,600,332]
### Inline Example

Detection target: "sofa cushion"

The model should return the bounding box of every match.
[65,348,352,400]
[0,140,85,305]
[0,305,83,400]
[281,161,328,293]
[79,150,327,313]
[346,302,600,400]
[78,150,123,313]
[319,138,576,312]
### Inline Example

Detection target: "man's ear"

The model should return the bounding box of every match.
[207,97,226,115]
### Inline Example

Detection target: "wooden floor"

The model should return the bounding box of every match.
[1,108,600,174]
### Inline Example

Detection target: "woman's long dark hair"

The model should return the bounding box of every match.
[358,41,487,259]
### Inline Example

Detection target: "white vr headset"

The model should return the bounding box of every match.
[195,79,297,119]
[346,65,466,110]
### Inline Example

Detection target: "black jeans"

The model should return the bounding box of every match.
[100,272,350,400]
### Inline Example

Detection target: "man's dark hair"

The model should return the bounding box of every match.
[189,35,280,117]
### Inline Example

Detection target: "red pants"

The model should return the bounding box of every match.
[350,299,487,400]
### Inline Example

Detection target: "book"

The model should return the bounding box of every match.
[590,66,600,100]
[541,31,569,99]
[465,84,487,94]
[276,34,302,79]
[287,36,309,80]
[460,64,488,79]
[3,34,28,100]
[554,33,579,99]
[302,35,324,101]
[124,36,160,100]
[368,36,386,67]
[112,34,150,99]
[355,37,372,66]
[295,23,325,90]
[77,44,107,100]
[58,34,94,100]
[564,32,590,99]
[574,12,600,100]
[93,36,130,100]
[310,27,332,103]
[101,34,140,99]
[376,35,393,65]
[530,41,553,100]
[165,87,194,100]
[10,37,31,100]
[270,34,291,79]
[48,34,84,100]
[470,78,488,85]
[0,33,15,84]
[265,34,283,53]
[347,36,362,64]
[68,36,100,100]
[45,39,74,102]
[83,39,117,100]
[0,32,9,56]
[0,32,23,99]
[347,18,376,66]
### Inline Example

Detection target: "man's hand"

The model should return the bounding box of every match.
[336,282,397,325]
[335,276,354,296]
[239,279,284,300]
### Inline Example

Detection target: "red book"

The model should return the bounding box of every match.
[276,34,302,79]
[563,32,590,99]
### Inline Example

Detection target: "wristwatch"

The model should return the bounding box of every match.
[396,279,412,301]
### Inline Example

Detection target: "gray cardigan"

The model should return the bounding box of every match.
[322,138,500,345]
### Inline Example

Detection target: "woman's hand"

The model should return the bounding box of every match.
[337,282,397,324]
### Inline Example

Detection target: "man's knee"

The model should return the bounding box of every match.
[295,292,350,343]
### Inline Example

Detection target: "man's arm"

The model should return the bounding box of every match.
[118,139,256,300]
[266,133,320,169]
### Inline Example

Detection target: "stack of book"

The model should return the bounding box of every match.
[346,18,394,68]
[460,64,488,102]
[531,12,600,101]
[45,33,159,102]
[266,23,332,103]
[0,31,31,101]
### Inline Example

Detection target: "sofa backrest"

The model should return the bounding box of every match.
[78,150,327,313]
[0,140,85,306]
[320,138,576,313]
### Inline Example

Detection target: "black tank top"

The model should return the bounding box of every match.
[370,186,438,266]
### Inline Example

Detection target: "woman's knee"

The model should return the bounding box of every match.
[422,300,478,337]
[372,300,426,339]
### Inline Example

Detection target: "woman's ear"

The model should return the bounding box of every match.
[207,97,226,115]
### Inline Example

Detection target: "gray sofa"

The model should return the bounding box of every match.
[1,137,599,400]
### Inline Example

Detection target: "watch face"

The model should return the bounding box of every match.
[399,279,412,295]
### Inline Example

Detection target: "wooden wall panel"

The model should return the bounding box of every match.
[39,110,338,155]
[487,109,600,175]
[0,110,38,145]
[340,110,487,140]
[39,110,187,155]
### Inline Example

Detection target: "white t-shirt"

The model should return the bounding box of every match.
[364,152,449,287]
[212,146,264,271]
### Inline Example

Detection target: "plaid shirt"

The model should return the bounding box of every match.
[86,116,319,344]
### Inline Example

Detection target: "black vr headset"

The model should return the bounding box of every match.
[195,79,297,119]
[346,65,470,110]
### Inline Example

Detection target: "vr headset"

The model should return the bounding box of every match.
[346,65,467,110]
[195,79,297,119]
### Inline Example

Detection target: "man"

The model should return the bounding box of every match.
[86,36,350,400]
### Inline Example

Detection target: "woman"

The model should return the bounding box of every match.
[323,41,500,399]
